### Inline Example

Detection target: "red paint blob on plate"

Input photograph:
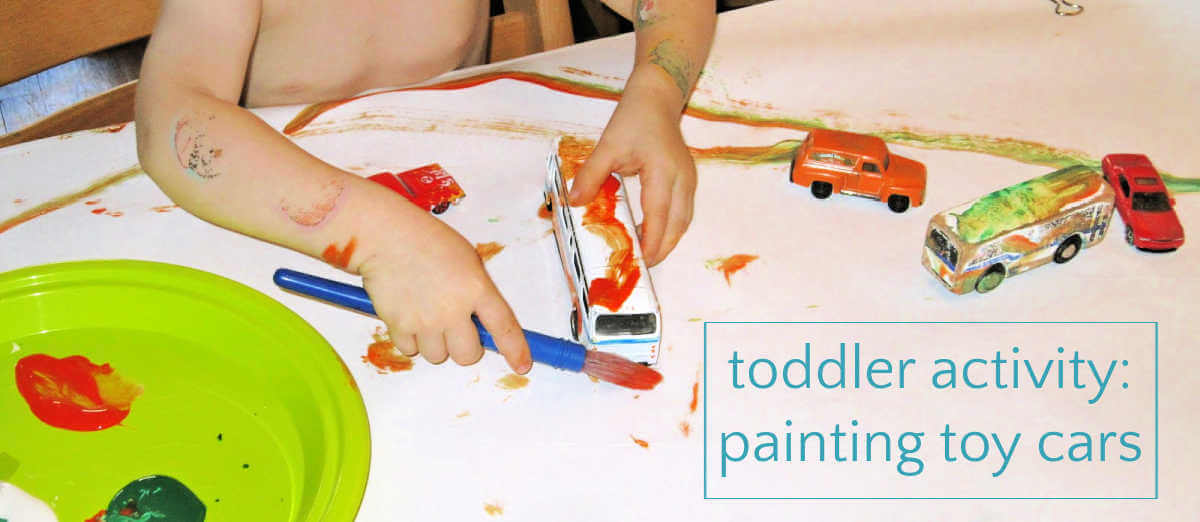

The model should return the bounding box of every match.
[14,354,143,431]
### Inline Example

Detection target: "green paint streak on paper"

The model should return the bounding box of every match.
[1163,174,1200,194]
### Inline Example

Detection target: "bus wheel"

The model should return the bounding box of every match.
[812,181,833,199]
[887,195,910,213]
[569,308,580,341]
[432,202,449,214]
[1125,225,1135,246]
[1054,236,1082,263]
[975,266,1005,294]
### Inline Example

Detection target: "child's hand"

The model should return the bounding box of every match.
[569,81,697,267]
[358,214,532,374]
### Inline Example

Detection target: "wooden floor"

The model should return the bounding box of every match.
[0,40,145,135]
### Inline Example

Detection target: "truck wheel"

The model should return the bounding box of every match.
[975,265,1005,294]
[1054,235,1082,263]
[811,181,833,199]
[569,308,580,341]
[432,202,449,214]
[1125,225,1134,246]
[887,195,910,213]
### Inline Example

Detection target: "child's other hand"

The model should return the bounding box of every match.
[359,215,531,373]
[569,83,696,267]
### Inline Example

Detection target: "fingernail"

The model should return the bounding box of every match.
[519,357,533,374]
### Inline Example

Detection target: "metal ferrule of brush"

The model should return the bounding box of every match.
[274,269,587,373]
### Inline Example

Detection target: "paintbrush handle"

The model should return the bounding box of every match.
[273,268,587,372]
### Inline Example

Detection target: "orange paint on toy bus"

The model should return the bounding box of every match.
[322,237,357,268]
[583,176,641,312]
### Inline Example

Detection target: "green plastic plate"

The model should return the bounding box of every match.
[0,260,369,521]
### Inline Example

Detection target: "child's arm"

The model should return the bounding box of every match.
[135,0,530,373]
[571,0,717,266]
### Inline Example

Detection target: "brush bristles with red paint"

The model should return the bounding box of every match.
[582,350,664,390]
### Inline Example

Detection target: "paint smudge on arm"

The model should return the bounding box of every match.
[173,114,223,180]
[649,39,696,99]
[322,237,358,269]
[281,178,344,227]
[361,329,413,373]
[475,242,505,262]
[635,0,661,29]
[705,254,759,285]
[14,354,143,431]
[496,373,530,390]
[630,435,650,449]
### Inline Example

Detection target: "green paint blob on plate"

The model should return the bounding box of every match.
[106,475,205,522]
[0,261,370,522]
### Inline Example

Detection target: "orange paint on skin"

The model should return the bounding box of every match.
[496,374,530,390]
[14,354,143,431]
[483,503,504,516]
[706,254,759,285]
[281,178,344,227]
[322,237,357,269]
[630,435,650,449]
[689,381,699,413]
[475,242,505,262]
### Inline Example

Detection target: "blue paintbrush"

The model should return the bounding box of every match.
[273,268,662,389]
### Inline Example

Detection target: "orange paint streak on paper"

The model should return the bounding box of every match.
[475,242,505,262]
[483,503,504,516]
[91,208,107,215]
[361,330,413,373]
[630,435,650,449]
[0,165,143,236]
[496,374,530,390]
[456,410,471,418]
[689,381,699,413]
[152,205,178,213]
[537,205,552,220]
[706,254,759,285]
[679,421,691,437]
[322,237,357,269]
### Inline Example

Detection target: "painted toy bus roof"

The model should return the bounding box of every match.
[932,165,1113,245]
[807,128,888,160]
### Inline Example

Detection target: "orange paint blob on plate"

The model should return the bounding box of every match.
[14,353,142,431]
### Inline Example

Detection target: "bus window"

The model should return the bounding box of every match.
[596,313,657,336]
[927,228,958,270]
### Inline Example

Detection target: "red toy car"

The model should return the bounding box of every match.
[1101,153,1184,251]
[368,163,465,214]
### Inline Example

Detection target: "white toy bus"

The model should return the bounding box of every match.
[922,165,1116,294]
[544,141,662,364]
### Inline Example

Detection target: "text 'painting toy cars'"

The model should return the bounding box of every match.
[922,165,1115,294]
[545,139,662,365]
[368,163,465,214]
[1101,153,1184,252]
[788,128,927,213]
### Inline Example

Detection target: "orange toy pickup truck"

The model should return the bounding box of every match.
[788,129,927,213]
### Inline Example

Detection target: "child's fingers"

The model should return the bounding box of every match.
[417,330,449,364]
[445,318,485,366]
[569,146,617,205]
[649,178,695,266]
[476,292,532,374]
[638,168,673,265]
[392,332,419,356]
